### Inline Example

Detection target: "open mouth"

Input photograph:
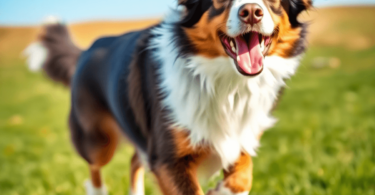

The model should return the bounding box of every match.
[221,32,272,76]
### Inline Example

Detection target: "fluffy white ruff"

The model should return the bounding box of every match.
[23,42,48,72]
[207,182,249,195]
[152,10,302,168]
[84,180,108,195]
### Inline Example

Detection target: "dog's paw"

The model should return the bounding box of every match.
[84,180,108,195]
[207,182,249,195]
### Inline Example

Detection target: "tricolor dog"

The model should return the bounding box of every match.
[24,0,312,194]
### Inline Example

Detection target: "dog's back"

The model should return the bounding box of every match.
[24,22,159,194]
[72,30,152,152]
[25,20,158,150]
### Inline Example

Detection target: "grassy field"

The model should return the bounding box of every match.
[1,7,375,195]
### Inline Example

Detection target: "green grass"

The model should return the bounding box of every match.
[1,29,375,195]
[251,46,375,195]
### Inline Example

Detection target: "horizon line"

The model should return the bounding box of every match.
[1,4,374,27]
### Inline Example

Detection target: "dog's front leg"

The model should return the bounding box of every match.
[207,152,253,195]
[153,158,205,195]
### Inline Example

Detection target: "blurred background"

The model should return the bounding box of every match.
[1,0,375,194]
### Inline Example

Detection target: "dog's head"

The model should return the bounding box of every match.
[178,0,312,76]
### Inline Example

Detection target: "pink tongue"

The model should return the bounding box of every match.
[235,32,263,75]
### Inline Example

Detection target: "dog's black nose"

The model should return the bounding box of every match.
[238,4,263,25]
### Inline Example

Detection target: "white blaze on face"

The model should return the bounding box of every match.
[226,0,275,37]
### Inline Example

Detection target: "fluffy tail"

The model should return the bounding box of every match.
[24,17,81,86]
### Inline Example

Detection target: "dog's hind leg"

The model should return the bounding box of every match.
[69,106,121,195]
[130,152,145,195]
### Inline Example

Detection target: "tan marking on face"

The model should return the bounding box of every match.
[268,14,304,57]
[266,0,312,58]
[264,0,300,58]
[223,152,253,193]
[184,6,231,58]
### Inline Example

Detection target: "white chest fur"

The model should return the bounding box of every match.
[152,21,301,168]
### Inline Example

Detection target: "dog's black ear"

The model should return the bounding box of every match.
[179,0,212,27]
[282,0,312,27]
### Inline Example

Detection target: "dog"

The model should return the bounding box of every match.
[24,0,312,194]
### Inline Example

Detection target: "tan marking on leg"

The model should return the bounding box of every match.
[90,165,102,188]
[76,109,121,190]
[152,129,211,195]
[130,152,145,195]
[154,165,180,195]
[155,164,205,195]
[223,152,253,193]
[207,152,253,194]
[82,113,120,194]
[89,113,120,167]
[173,128,210,157]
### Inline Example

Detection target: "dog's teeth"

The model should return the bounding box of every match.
[232,47,236,52]
[230,40,234,48]
[261,40,265,52]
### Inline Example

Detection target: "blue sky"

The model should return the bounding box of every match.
[1,0,375,26]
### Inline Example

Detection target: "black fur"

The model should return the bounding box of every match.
[283,0,312,27]
[208,5,226,20]
[40,24,82,86]
[291,23,309,56]
[172,24,197,58]
[71,30,152,152]
[179,0,212,27]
